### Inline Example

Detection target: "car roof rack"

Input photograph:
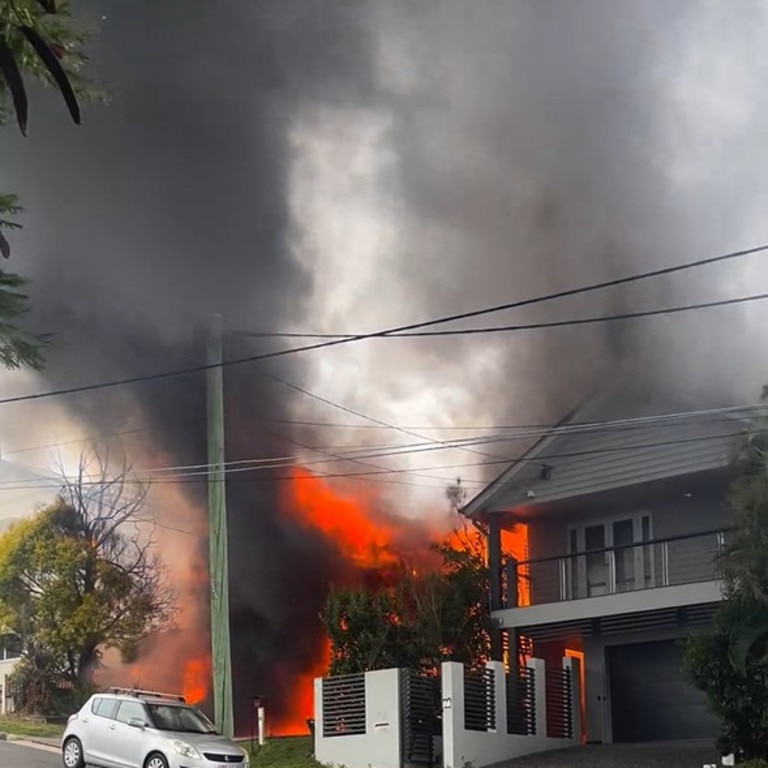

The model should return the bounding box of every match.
[107,687,186,703]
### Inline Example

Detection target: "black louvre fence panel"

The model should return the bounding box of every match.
[401,670,441,767]
[464,667,496,732]
[506,666,536,736]
[545,667,573,739]
[322,674,366,737]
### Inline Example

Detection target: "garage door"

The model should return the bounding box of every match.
[607,639,718,743]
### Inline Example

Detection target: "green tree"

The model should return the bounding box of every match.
[322,588,420,676]
[0,450,175,712]
[0,0,103,369]
[682,387,768,759]
[321,532,491,675]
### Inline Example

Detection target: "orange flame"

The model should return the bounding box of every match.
[271,638,331,736]
[269,468,478,734]
[285,469,402,568]
[501,525,530,607]
[182,657,211,705]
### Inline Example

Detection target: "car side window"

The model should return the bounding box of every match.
[91,697,118,719]
[115,700,147,725]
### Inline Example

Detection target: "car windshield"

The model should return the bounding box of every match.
[146,703,217,734]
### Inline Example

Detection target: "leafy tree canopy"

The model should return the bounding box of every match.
[321,530,491,676]
[0,452,174,712]
[0,0,104,369]
[683,387,768,759]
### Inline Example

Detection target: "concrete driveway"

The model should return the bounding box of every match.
[501,740,720,768]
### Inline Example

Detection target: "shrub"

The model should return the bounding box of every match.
[682,628,768,761]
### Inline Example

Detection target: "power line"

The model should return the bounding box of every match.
[2,403,757,487]
[2,427,149,456]
[0,428,746,491]
[1,242,765,406]
[0,401,758,468]
[236,292,768,339]
[262,403,763,431]
[263,427,459,490]
[261,370,509,462]
[97,402,761,478]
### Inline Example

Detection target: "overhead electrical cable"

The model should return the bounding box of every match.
[260,370,509,462]
[2,403,759,485]
[0,242,765,405]
[0,429,746,491]
[236,292,768,339]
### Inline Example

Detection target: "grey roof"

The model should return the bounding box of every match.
[461,383,753,518]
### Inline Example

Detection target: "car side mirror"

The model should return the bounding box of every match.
[127,718,146,729]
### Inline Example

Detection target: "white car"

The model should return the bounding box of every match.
[61,688,249,768]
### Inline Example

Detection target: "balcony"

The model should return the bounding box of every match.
[501,529,726,615]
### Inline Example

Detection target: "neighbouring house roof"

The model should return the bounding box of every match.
[461,378,754,519]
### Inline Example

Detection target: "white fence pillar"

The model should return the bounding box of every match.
[562,656,582,744]
[441,662,464,768]
[313,677,322,754]
[484,661,505,734]
[526,658,546,738]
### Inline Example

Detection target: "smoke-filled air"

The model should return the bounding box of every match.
[2,0,768,735]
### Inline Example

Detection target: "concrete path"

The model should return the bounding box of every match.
[500,740,720,768]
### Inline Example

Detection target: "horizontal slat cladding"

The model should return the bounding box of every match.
[506,667,536,736]
[545,667,573,739]
[600,608,679,635]
[684,603,718,625]
[322,674,366,737]
[519,603,721,645]
[519,620,591,644]
[464,667,496,732]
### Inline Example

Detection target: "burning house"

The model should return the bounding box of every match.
[3,0,768,747]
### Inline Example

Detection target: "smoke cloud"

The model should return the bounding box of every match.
[2,0,768,733]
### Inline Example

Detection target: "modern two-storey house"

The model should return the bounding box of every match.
[461,383,750,745]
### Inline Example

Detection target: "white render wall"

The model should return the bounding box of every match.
[314,668,402,768]
[440,658,581,768]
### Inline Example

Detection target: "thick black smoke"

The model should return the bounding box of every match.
[3,0,379,733]
[5,0,768,734]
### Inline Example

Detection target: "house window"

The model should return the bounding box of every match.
[567,513,654,598]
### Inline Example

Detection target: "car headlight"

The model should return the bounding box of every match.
[243,750,250,768]
[171,740,202,759]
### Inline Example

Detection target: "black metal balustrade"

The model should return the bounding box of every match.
[503,529,727,608]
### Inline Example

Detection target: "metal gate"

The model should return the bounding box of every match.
[400,669,441,767]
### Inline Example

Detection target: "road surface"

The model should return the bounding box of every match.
[0,739,60,767]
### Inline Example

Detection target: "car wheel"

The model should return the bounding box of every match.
[145,752,169,768]
[62,736,85,768]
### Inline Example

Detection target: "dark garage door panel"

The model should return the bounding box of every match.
[608,639,718,743]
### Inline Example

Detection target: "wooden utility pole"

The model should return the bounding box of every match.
[207,313,234,737]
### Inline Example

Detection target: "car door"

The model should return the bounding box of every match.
[107,699,152,768]
[85,697,121,767]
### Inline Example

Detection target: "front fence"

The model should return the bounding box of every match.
[545,667,573,739]
[464,667,496,731]
[315,657,580,768]
[321,673,366,737]
[507,666,536,736]
[401,669,441,766]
